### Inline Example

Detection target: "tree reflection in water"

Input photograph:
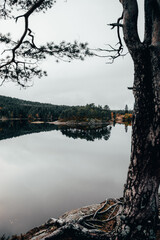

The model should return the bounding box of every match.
[0,120,112,142]
[60,125,111,141]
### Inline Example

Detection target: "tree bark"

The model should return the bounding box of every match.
[119,0,160,239]
[121,47,160,240]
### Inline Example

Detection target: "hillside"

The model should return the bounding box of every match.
[0,95,54,108]
[0,95,111,121]
[0,95,70,121]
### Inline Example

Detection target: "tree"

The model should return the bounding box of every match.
[116,1,160,239]
[0,0,91,87]
[104,105,110,112]
[0,1,160,240]
[94,0,160,238]
[124,104,128,114]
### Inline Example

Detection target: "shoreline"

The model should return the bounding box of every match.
[48,119,110,126]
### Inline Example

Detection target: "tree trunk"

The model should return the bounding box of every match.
[119,46,160,240]
[119,1,160,239]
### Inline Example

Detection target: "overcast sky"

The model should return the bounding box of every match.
[0,0,144,109]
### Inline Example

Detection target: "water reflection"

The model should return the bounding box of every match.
[60,125,111,141]
[0,121,111,142]
[0,121,58,141]
[0,121,131,236]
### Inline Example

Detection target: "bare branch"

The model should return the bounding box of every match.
[91,12,126,64]
[108,23,123,29]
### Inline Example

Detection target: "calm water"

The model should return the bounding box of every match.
[0,122,131,236]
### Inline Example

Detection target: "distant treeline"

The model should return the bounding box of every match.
[111,110,133,115]
[59,103,111,121]
[0,95,132,122]
[0,96,111,121]
[0,95,67,121]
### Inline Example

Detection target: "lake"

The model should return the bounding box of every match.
[0,121,131,236]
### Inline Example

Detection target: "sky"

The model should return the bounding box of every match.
[0,0,144,110]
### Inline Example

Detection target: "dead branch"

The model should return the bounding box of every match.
[92,12,126,63]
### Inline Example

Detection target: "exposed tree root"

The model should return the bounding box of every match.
[78,198,123,233]
[11,196,160,240]
[15,198,125,240]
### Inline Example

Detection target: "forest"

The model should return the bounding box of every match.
[0,95,112,122]
[0,95,133,123]
[0,95,68,121]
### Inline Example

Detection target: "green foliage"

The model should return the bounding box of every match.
[0,95,68,120]
[59,103,111,121]
[0,95,111,122]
